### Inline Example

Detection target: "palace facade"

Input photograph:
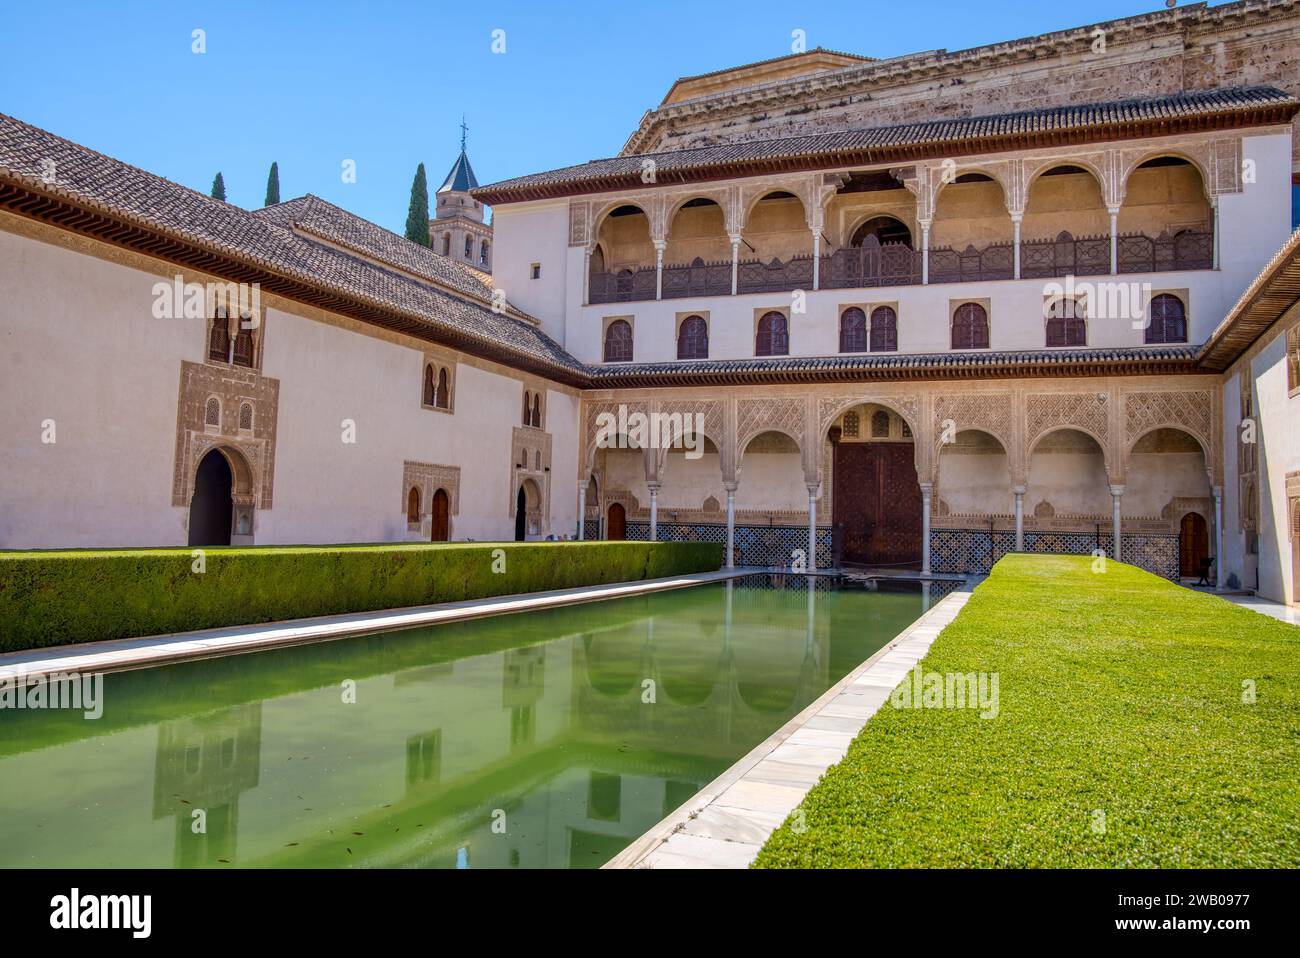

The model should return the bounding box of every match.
[2,1,1300,605]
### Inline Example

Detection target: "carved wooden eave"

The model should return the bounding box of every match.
[0,176,590,389]
[1198,229,1300,371]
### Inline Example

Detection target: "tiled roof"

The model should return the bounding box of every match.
[590,345,1200,386]
[438,150,479,193]
[254,193,498,303]
[1199,227,1300,370]
[476,86,1298,203]
[0,112,583,380]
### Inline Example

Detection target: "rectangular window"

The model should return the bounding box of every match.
[530,263,541,280]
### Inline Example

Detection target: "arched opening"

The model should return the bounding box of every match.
[407,486,421,524]
[423,364,435,406]
[431,488,450,542]
[531,393,542,428]
[1144,293,1188,344]
[435,368,450,408]
[665,198,728,281]
[755,311,789,356]
[1127,427,1212,577]
[677,315,709,360]
[1021,165,1110,277]
[930,173,1013,282]
[951,302,989,350]
[603,319,633,363]
[870,305,898,352]
[606,502,626,540]
[188,449,234,546]
[208,309,229,362]
[1027,429,1110,524]
[827,404,920,568]
[937,430,1011,517]
[590,205,652,303]
[515,486,527,541]
[1045,297,1087,347]
[851,215,913,249]
[1180,512,1209,579]
[1118,156,1213,272]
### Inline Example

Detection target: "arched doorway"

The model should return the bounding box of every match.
[515,487,527,541]
[1180,512,1209,579]
[607,503,626,540]
[431,488,450,542]
[188,449,233,546]
[828,404,920,568]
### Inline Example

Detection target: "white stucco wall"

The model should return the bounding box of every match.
[489,200,571,346]
[0,221,581,549]
[1250,320,1300,605]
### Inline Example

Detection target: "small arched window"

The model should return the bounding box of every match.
[839,307,866,353]
[1145,294,1187,344]
[464,235,473,258]
[677,315,708,360]
[208,309,229,362]
[871,410,890,438]
[407,486,421,523]
[522,390,532,425]
[423,364,436,406]
[604,319,633,363]
[441,233,451,256]
[232,314,254,367]
[534,450,542,470]
[869,306,898,352]
[1046,299,1086,347]
[951,303,989,350]
[531,393,542,428]
[755,311,788,356]
[480,240,489,265]
[238,402,253,431]
[204,397,221,427]
[435,368,450,408]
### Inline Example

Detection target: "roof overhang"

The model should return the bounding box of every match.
[1198,228,1300,371]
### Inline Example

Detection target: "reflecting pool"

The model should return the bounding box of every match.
[0,575,952,868]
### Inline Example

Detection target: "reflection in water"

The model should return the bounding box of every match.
[0,575,953,869]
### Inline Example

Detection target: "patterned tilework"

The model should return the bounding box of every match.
[582,519,601,540]
[621,521,832,568]
[929,528,1178,579]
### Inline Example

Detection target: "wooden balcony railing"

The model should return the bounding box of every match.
[586,229,1214,304]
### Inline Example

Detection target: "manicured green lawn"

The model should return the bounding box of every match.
[753,554,1300,868]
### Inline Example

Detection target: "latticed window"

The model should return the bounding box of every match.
[208,310,229,362]
[1145,294,1187,344]
[839,308,866,353]
[870,306,898,352]
[871,410,890,438]
[238,402,253,431]
[1287,325,1300,392]
[522,390,532,425]
[531,393,542,427]
[232,316,254,367]
[604,320,633,363]
[842,411,859,438]
[204,397,220,427]
[424,365,436,406]
[435,368,450,409]
[951,303,989,349]
[755,311,788,356]
[677,316,708,359]
[407,487,421,524]
[1046,298,1086,347]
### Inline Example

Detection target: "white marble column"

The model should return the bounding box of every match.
[577,479,588,540]
[729,233,741,295]
[1213,485,1224,589]
[1110,484,1124,563]
[724,481,737,570]
[806,482,818,572]
[1011,215,1023,280]
[1108,207,1120,274]
[653,240,665,300]
[921,221,931,285]
[919,482,933,575]
[1013,485,1026,552]
[811,229,821,291]
[583,247,592,306]
[647,481,660,542]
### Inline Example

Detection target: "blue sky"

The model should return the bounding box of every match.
[2,0,1176,232]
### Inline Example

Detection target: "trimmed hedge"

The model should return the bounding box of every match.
[0,541,722,652]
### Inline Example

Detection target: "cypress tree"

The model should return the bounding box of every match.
[404,162,430,247]
[210,172,227,201]
[264,162,281,206]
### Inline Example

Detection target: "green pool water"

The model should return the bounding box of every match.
[0,575,948,869]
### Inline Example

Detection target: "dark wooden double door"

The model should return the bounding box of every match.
[833,442,922,568]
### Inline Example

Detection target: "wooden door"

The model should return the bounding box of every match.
[607,503,626,540]
[1180,512,1208,577]
[833,442,921,567]
[431,489,449,542]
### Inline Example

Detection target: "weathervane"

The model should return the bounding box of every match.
[460,115,468,152]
